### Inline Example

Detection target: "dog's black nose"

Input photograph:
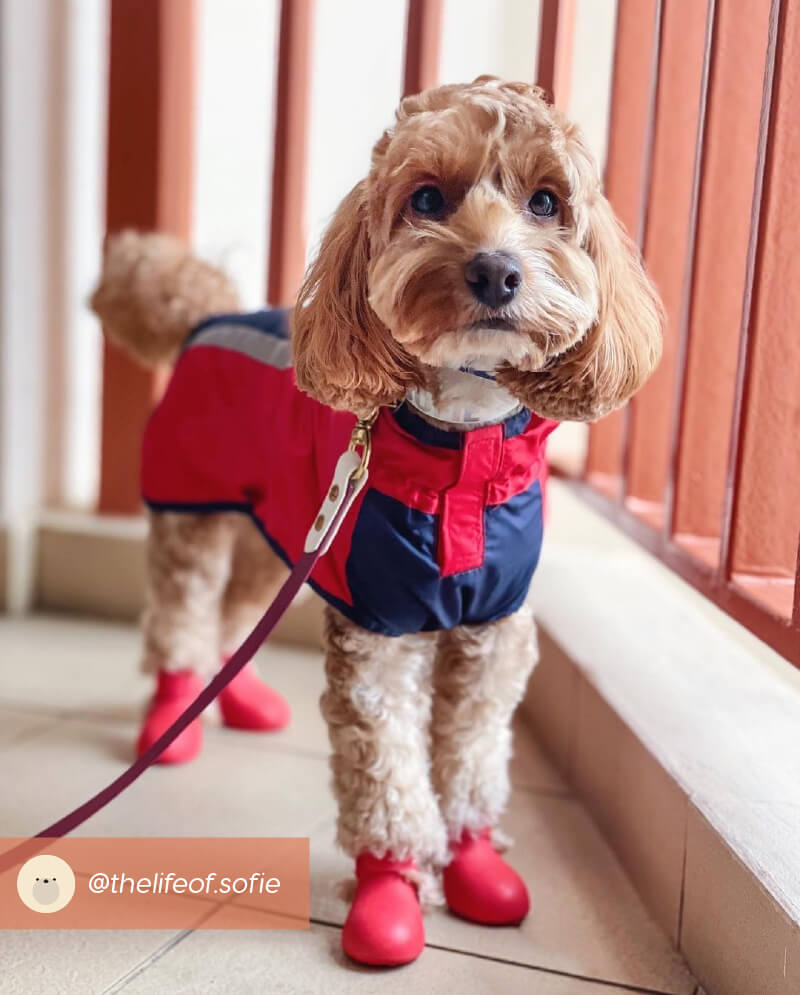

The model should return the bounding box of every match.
[464,252,522,309]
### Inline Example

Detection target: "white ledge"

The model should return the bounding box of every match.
[532,482,800,920]
[527,481,800,993]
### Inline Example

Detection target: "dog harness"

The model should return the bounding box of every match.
[141,310,557,636]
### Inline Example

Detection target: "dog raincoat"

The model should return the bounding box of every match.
[141,310,557,636]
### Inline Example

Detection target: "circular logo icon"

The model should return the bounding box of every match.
[16,854,76,914]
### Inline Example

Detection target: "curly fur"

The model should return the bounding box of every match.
[320,605,539,904]
[142,511,286,676]
[320,607,447,904]
[432,603,538,842]
[91,230,240,366]
[293,76,663,422]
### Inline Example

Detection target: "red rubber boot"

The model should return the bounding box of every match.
[137,669,204,765]
[443,829,530,925]
[218,663,291,731]
[342,853,425,966]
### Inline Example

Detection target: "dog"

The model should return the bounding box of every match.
[91,77,663,967]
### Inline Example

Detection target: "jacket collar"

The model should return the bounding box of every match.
[390,403,532,450]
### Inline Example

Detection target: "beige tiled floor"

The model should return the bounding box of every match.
[0,616,696,995]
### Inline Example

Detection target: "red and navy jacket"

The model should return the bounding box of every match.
[141,310,557,637]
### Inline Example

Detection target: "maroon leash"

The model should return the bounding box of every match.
[0,414,377,877]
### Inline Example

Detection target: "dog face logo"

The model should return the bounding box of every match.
[32,876,60,905]
[17,854,76,914]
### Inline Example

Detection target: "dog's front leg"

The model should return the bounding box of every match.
[321,607,446,965]
[431,602,538,926]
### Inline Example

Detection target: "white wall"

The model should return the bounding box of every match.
[568,0,618,169]
[0,0,108,606]
[439,0,541,85]
[1,0,52,608]
[304,0,407,258]
[193,0,280,308]
[44,0,108,511]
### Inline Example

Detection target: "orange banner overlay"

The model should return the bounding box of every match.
[0,838,309,929]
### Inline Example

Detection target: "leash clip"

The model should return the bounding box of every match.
[304,409,379,554]
[346,408,379,482]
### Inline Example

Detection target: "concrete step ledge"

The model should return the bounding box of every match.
[524,482,800,995]
[33,509,324,648]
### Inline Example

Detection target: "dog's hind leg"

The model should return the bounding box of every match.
[138,510,237,763]
[217,515,291,731]
[142,511,236,676]
[431,603,538,926]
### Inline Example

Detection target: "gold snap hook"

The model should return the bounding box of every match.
[347,409,379,482]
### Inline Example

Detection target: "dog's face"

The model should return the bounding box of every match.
[293,77,663,421]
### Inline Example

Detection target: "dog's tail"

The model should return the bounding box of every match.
[90,230,240,367]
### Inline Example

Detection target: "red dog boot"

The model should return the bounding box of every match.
[137,669,204,765]
[443,829,530,925]
[218,663,291,731]
[342,853,425,966]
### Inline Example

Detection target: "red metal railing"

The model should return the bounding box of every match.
[579,0,800,666]
[98,0,195,514]
[95,0,800,664]
[267,0,314,308]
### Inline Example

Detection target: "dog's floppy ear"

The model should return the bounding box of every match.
[291,181,422,416]
[500,140,664,422]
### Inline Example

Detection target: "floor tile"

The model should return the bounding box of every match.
[229,646,329,758]
[0,707,57,749]
[0,616,695,994]
[0,715,335,839]
[0,930,183,995]
[0,615,330,758]
[115,921,645,995]
[310,791,694,994]
[0,615,148,718]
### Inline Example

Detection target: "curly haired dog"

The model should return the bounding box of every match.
[91,78,662,967]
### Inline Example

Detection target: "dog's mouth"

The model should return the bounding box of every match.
[465,317,517,332]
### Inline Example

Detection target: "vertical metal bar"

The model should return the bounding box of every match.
[585,0,661,495]
[718,0,783,581]
[618,0,664,505]
[722,0,797,613]
[794,534,800,627]
[633,0,664,252]
[157,0,197,239]
[403,0,443,97]
[536,0,576,110]
[98,0,196,514]
[622,0,713,521]
[663,0,717,539]
[666,0,774,564]
[267,0,314,307]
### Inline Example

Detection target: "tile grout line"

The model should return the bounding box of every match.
[99,930,197,995]
[99,905,221,995]
[0,717,67,753]
[309,916,687,995]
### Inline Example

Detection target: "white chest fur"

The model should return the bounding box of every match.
[407,366,521,428]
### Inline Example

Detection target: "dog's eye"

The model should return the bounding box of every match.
[528,190,559,218]
[410,185,445,216]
